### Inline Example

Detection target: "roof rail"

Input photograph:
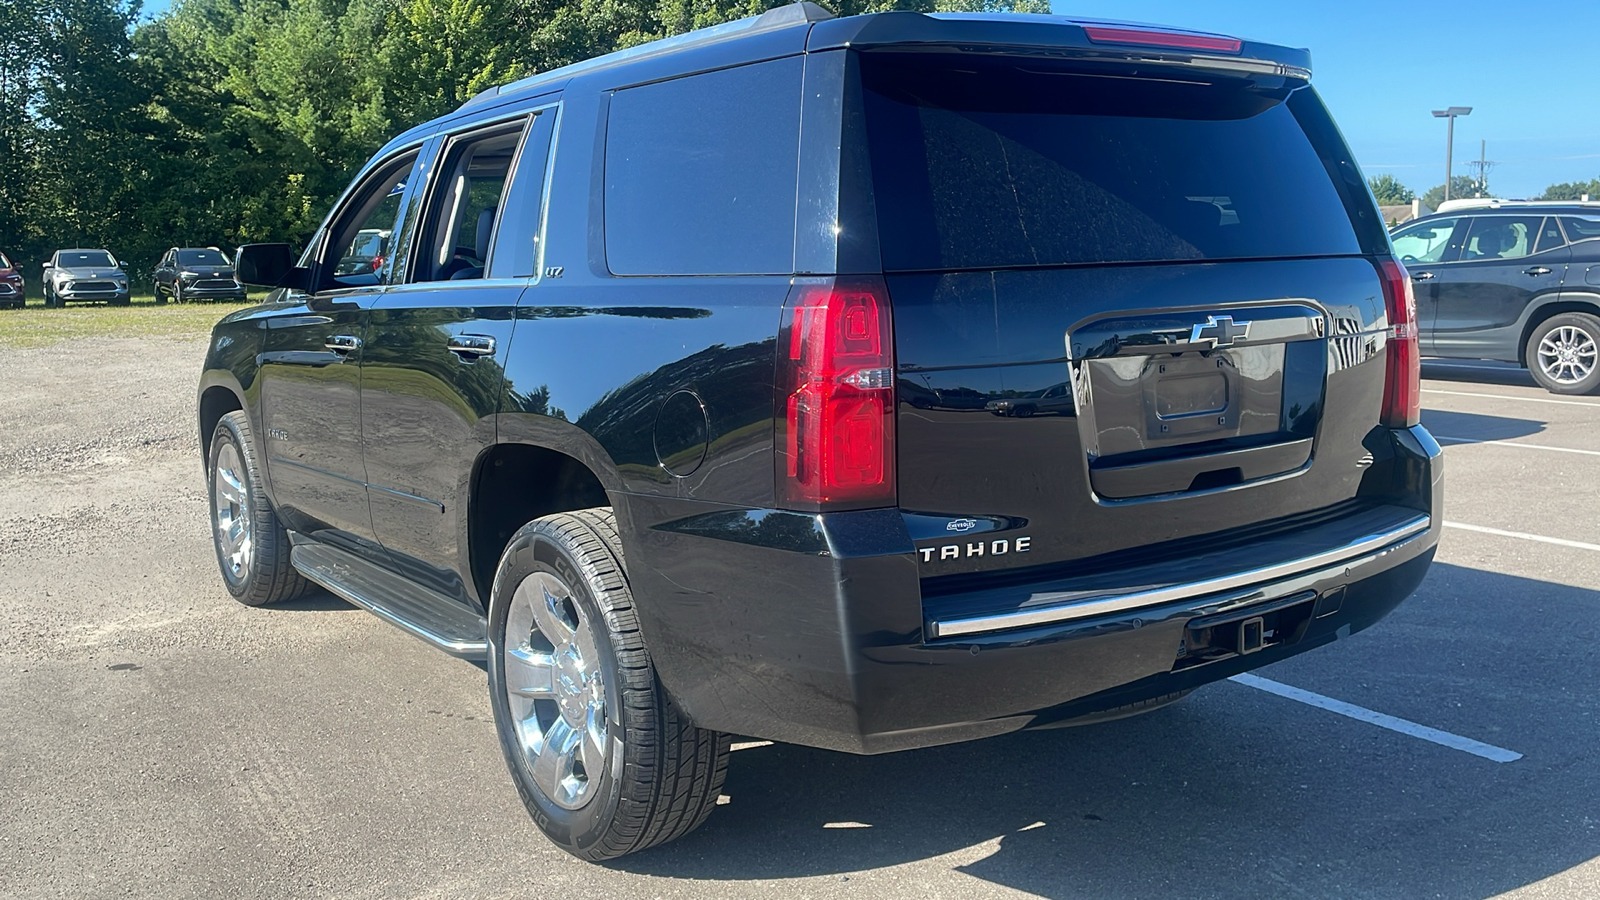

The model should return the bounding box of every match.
[1435,198,1600,213]
[460,1,834,111]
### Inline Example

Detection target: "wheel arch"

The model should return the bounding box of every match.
[1517,291,1600,366]
[465,421,624,609]
[197,375,247,465]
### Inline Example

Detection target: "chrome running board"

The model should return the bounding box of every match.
[291,541,488,659]
[929,514,1432,639]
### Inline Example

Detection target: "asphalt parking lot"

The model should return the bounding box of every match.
[1,335,1596,900]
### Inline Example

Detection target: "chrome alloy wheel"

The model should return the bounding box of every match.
[212,441,253,579]
[1537,324,1598,385]
[503,571,610,810]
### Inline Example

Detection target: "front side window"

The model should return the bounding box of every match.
[412,124,524,282]
[1391,217,1460,264]
[320,151,418,290]
[1459,215,1540,262]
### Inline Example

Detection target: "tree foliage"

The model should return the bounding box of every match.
[1367,174,1414,206]
[1536,178,1600,201]
[1,0,1049,292]
[1421,176,1486,210]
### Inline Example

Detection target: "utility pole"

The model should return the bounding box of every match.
[1432,106,1472,201]
[1465,139,1497,198]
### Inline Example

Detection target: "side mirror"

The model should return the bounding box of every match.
[235,243,303,288]
[41,261,51,270]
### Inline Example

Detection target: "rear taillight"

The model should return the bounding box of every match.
[1082,25,1243,54]
[1377,258,1420,428]
[775,277,896,510]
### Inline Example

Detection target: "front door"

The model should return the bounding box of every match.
[257,147,423,557]
[1390,215,1463,354]
[1426,215,1570,360]
[361,111,554,604]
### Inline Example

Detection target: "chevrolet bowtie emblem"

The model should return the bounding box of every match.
[1190,315,1251,349]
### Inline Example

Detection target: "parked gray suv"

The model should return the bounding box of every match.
[1392,202,1600,393]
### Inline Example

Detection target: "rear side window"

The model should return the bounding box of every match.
[861,54,1364,272]
[1534,217,1567,253]
[604,57,802,276]
[1459,216,1540,261]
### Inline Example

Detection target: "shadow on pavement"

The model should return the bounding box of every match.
[613,562,1600,898]
[1422,359,1537,388]
[268,588,355,612]
[1420,408,1546,442]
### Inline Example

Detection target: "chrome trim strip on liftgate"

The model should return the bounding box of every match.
[929,515,1432,639]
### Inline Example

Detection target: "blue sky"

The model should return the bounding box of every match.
[136,0,1597,197]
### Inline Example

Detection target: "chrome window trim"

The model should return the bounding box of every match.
[928,514,1431,639]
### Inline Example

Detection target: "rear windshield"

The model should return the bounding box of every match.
[177,249,228,267]
[58,250,115,267]
[861,54,1364,272]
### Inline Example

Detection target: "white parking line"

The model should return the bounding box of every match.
[1434,435,1600,457]
[1443,521,1600,553]
[1423,388,1600,408]
[1229,673,1523,763]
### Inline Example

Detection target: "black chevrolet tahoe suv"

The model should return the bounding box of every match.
[199,5,1442,860]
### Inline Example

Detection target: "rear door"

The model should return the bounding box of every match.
[257,148,422,556]
[857,50,1396,577]
[1427,215,1569,359]
[360,108,557,604]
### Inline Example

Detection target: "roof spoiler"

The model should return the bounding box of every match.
[461,1,833,111]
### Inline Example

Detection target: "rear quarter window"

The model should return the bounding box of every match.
[604,57,803,276]
[861,53,1365,272]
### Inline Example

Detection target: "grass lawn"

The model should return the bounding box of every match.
[0,294,267,350]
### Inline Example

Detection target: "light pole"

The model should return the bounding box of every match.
[1431,106,1472,202]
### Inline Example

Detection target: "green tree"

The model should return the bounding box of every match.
[0,0,47,270]
[1536,178,1600,201]
[1368,174,1414,206]
[1421,176,1484,210]
[32,0,157,278]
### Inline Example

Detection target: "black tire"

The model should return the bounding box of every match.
[207,410,309,606]
[155,283,168,304]
[173,283,184,304]
[1525,312,1600,395]
[110,295,131,307]
[44,286,59,308]
[487,509,730,861]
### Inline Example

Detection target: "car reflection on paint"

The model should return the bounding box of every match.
[986,382,1074,417]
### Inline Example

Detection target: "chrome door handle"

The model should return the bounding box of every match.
[1410,271,1435,281]
[447,334,496,359]
[1523,266,1552,276]
[325,334,362,354]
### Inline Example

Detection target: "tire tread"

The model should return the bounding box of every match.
[496,508,729,860]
